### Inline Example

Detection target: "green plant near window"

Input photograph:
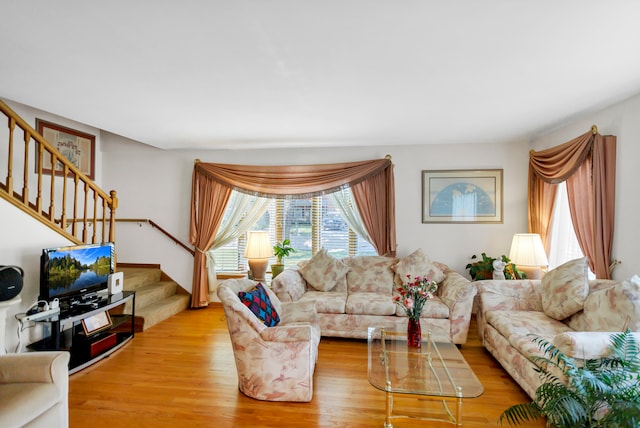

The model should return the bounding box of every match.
[500,330,640,427]
[271,239,296,279]
[465,253,525,280]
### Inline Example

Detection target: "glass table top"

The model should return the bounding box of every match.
[367,326,484,398]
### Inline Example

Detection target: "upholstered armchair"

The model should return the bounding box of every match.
[0,351,70,428]
[217,278,321,402]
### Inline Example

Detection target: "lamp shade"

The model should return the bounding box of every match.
[244,231,273,259]
[509,233,549,267]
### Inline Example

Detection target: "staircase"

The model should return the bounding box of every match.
[119,265,191,331]
[0,100,193,331]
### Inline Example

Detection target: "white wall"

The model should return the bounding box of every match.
[0,198,74,353]
[529,93,640,281]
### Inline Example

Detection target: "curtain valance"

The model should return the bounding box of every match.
[193,158,391,197]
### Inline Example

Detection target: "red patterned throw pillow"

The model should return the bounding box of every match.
[238,283,280,327]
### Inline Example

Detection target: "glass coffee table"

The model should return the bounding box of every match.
[368,326,484,427]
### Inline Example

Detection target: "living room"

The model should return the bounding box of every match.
[2,2,640,426]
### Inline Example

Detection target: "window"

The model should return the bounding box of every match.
[548,181,594,277]
[212,192,376,272]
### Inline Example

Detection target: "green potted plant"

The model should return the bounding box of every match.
[271,239,295,279]
[500,330,640,427]
[466,253,525,280]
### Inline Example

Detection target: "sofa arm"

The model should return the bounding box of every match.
[260,324,314,342]
[438,270,477,344]
[439,270,477,313]
[271,268,307,302]
[0,351,70,386]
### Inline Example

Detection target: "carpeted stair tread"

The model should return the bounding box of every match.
[130,281,178,310]
[135,294,191,330]
[118,266,190,331]
[118,267,162,290]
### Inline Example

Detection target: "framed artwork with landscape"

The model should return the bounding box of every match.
[422,169,503,224]
[36,119,95,180]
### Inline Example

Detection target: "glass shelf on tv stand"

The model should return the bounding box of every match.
[27,291,135,374]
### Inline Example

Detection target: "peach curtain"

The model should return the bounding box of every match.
[189,170,232,308]
[528,130,616,278]
[351,163,396,256]
[189,158,396,308]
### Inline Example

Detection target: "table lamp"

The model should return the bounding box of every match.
[509,233,549,279]
[244,231,273,282]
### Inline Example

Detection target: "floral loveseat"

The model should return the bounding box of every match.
[271,248,477,344]
[476,257,640,399]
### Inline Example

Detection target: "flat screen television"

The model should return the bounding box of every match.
[40,242,115,302]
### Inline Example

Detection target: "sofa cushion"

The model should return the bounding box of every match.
[343,256,396,294]
[395,296,450,319]
[238,283,280,327]
[541,257,589,320]
[552,332,613,360]
[299,291,347,314]
[346,292,396,316]
[486,310,574,338]
[568,275,640,332]
[392,248,445,286]
[299,248,349,292]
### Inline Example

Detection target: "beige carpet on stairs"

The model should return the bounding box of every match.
[117,266,191,331]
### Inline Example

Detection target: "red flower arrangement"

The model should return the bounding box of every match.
[393,274,438,321]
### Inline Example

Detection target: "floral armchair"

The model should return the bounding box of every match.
[217,278,321,402]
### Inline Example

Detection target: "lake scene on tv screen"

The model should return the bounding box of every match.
[47,245,112,296]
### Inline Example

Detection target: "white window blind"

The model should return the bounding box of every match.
[212,193,376,272]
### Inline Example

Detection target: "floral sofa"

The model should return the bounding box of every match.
[476,257,640,399]
[270,248,477,344]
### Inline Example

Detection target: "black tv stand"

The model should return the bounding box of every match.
[27,291,135,374]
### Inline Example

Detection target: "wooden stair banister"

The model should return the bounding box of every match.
[116,218,195,256]
[0,99,118,246]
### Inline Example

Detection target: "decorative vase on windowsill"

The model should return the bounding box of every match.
[394,275,438,350]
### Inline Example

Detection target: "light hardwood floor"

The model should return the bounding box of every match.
[69,305,545,427]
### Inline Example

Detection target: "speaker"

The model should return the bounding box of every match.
[108,271,123,294]
[0,265,24,301]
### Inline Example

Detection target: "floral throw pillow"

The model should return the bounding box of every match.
[300,248,349,292]
[392,248,445,285]
[573,275,640,331]
[541,257,589,320]
[238,283,280,327]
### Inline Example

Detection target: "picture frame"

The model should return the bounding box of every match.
[81,311,112,336]
[35,119,95,180]
[422,169,503,224]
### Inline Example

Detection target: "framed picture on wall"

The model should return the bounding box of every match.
[422,169,503,223]
[35,119,95,179]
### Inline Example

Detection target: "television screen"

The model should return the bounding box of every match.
[40,242,115,302]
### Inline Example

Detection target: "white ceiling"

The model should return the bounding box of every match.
[2,1,640,150]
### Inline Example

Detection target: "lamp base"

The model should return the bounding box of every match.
[248,259,269,282]
[518,266,544,280]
